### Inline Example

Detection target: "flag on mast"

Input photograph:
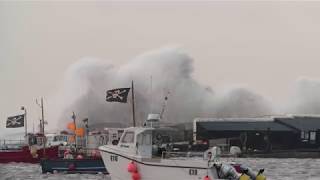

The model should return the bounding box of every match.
[6,114,25,128]
[106,88,131,103]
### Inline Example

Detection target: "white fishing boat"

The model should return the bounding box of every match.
[99,114,261,180]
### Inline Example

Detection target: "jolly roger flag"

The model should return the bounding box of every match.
[106,88,131,103]
[6,114,25,128]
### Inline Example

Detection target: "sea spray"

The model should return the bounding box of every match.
[49,47,274,129]
[286,77,320,114]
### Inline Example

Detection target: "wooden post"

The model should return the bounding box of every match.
[25,108,27,144]
[41,97,46,157]
[21,106,27,141]
[82,118,89,154]
[24,108,27,139]
[131,80,136,127]
[72,112,77,150]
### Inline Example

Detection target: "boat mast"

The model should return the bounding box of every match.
[41,97,46,157]
[32,120,34,134]
[150,76,153,113]
[83,118,89,150]
[160,91,169,119]
[72,112,77,150]
[36,97,46,157]
[131,80,136,127]
[21,106,27,140]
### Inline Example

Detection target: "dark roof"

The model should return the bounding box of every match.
[89,122,127,130]
[197,120,293,132]
[276,116,320,131]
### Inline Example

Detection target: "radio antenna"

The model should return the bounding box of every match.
[160,90,170,119]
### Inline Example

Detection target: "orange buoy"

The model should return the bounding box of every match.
[203,175,211,180]
[132,171,141,180]
[127,161,137,173]
[67,122,76,131]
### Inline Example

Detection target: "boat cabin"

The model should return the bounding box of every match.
[46,134,68,147]
[117,127,153,158]
[27,133,47,146]
[117,114,193,158]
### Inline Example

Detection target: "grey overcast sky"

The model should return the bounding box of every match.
[1,1,320,136]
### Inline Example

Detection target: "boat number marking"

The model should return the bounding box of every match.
[189,169,198,175]
[110,155,118,162]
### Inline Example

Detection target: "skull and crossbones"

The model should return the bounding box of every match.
[7,116,23,126]
[107,89,127,100]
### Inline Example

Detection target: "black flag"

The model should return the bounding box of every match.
[106,88,131,103]
[6,114,25,128]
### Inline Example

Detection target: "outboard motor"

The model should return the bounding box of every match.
[214,163,240,179]
[204,146,221,161]
[240,165,256,179]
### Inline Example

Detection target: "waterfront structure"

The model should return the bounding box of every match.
[193,115,320,152]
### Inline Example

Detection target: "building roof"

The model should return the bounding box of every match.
[196,120,293,132]
[194,117,273,122]
[275,116,320,131]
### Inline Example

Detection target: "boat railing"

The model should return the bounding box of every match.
[161,151,208,160]
[58,146,102,158]
[0,139,27,150]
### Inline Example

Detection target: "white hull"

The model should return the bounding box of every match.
[100,146,222,180]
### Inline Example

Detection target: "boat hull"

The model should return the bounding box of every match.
[40,158,108,174]
[0,146,59,164]
[99,147,222,180]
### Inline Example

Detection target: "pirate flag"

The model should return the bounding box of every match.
[106,88,131,103]
[6,114,25,128]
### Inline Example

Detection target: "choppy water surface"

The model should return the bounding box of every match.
[233,158,320,180]
[0,163,110,180]
[0,158,319,180]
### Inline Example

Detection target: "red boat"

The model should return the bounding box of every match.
[0,134,59,164]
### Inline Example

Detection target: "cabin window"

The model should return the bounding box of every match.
[47,136,53,142]
[310,131,316,141]
[65,136,68,141]
[143,133,152,145]
[301,131,309,141]
[57,136,64,141]
[305,132,309,140]
[63,136,68,142]
[36,137,44,145]
[122,132,135,143]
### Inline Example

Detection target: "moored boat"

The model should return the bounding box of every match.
[0,136,59,164]
[99,114,265,180]
[1,103,59,163]
[40,157,108,174]
[40,126,123,174]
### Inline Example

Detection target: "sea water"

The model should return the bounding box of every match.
[0,163,110,180]
[0,158,319,180]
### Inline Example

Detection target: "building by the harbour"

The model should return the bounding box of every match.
[193,115,320,153]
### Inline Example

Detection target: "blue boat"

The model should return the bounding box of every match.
[40,158,108,174]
